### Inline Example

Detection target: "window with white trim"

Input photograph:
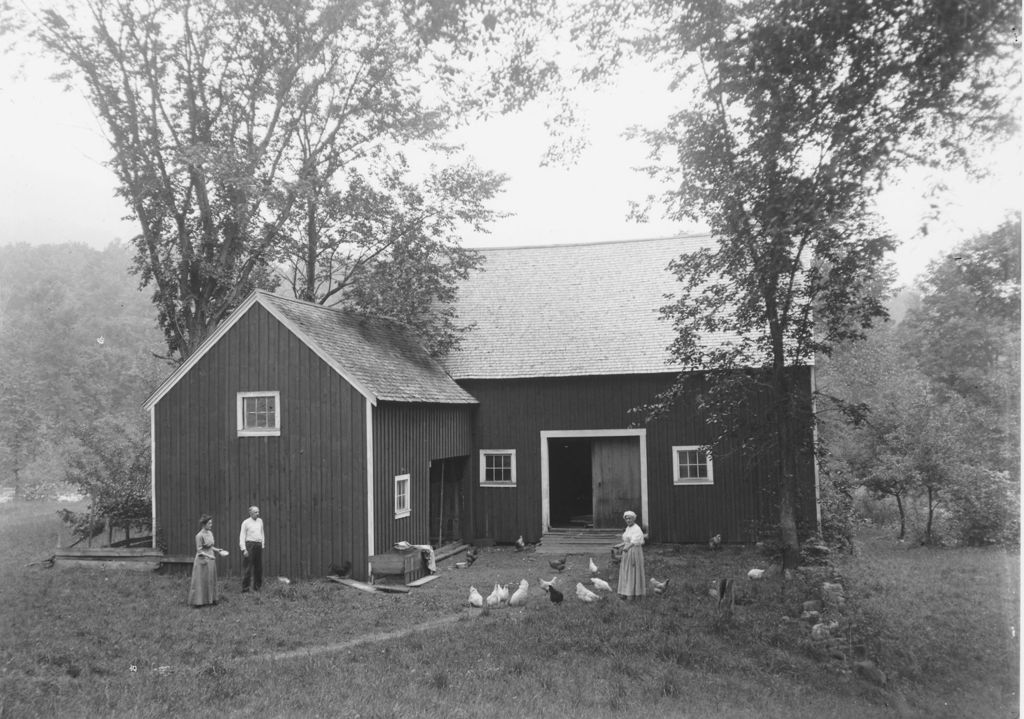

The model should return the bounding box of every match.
[672,445,713,485]
[479,450,516,486]
[237,392,280,436]
[394,474,411,518]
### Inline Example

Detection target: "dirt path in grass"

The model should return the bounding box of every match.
[250,612,472,663]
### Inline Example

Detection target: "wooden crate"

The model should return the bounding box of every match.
[370,548,425,583]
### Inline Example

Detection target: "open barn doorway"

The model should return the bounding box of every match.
[548,438,593,528]
[429,456,467,547]
[542,430,648,532]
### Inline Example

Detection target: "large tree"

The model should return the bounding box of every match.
[30,0,554,361]
[574,0,1020,567]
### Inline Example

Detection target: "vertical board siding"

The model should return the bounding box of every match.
[459,369,816,545]
[154,304,367,581]
[371,403,474,560]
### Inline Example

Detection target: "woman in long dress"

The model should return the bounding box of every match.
[616,510,647,600]
[188,514,225,607]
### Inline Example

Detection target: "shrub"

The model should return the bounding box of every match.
[947,468,1020,546]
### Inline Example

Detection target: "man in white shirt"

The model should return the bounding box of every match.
[239,506,265,592]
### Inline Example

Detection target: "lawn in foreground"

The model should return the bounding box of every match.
[0,501,1017,718]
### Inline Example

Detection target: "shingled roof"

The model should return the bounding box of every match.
[442,235,736,380]
[144,291,477,409]
[260,293,477,404]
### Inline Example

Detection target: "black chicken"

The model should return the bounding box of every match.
[547,585,564,604]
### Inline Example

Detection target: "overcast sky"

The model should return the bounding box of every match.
[1,59,1019,286]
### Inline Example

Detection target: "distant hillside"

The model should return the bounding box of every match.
[0,242,168,494]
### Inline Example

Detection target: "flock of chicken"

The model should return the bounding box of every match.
[466,552,671,608]
[462,532,775,611]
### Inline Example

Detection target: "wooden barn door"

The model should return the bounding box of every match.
[591,437,641,528]
[429,457,466,546]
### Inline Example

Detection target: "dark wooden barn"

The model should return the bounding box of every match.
[442,236,819,545]
[143,292,476,582]
[145,235,819,579]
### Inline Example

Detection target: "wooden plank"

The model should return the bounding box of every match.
[327,576,378,593]
[56,553,165,565]
[405,574,440,587]
[326,576,410,594]
[56,559,161,572]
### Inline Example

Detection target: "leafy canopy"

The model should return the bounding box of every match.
[30,0,558,360]
[571,0,1019,564]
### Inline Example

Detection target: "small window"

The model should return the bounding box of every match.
[673,445,713,485]
[394,474,411,518]
[480,450,516,486]
[237,391,280,436]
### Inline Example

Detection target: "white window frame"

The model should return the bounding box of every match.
[672,445,713,485]
[237,391,281,437]
[394,474,411,518]
[479,450,517,487]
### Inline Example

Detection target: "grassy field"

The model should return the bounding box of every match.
[0,501,1017,718]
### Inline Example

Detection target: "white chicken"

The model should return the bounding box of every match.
[591,577,613,592]
[538,576,558,591]
[576,582,601,603]
[588,557,599,574]
[486,584,502,607]
[650,577,669,595]
[747,568,765,580]
[497,583,511,603]
[508,579,529,607]
[468,586,484,608]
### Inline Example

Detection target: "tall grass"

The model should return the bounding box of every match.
[0,501,1017,718]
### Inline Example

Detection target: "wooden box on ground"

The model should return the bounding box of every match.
[370,548,426,584]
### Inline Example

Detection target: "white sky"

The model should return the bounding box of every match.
[0,60,1019,286]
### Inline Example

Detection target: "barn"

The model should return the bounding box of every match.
[144,235,819,581]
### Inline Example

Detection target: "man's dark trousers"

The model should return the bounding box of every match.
[243,541,263,592]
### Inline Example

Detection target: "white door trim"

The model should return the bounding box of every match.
[540,429,648,533]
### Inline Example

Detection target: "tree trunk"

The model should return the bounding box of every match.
[925,486,935,544]
[895,493,906,540]
[772,369,801,572]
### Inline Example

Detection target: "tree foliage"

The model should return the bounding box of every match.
[63,415,152,538]
[820,221,1021,546]
[30,0,557,361]
[902,216,1021,410]
[573,0,1019,566]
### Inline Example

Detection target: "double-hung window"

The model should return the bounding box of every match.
[237,391,280,437]
[672,445,713,485]
[479,450,516,486]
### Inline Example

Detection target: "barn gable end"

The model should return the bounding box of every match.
[152,301,370,580]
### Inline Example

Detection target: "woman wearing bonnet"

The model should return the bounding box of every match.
[616,510,647,600]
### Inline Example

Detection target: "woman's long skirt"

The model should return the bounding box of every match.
[188,555,217,606]
[617,545,647,599]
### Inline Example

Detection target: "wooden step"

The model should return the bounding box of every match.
[535,529,622,555]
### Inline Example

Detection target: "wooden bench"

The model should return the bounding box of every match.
[369,548,426,584]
